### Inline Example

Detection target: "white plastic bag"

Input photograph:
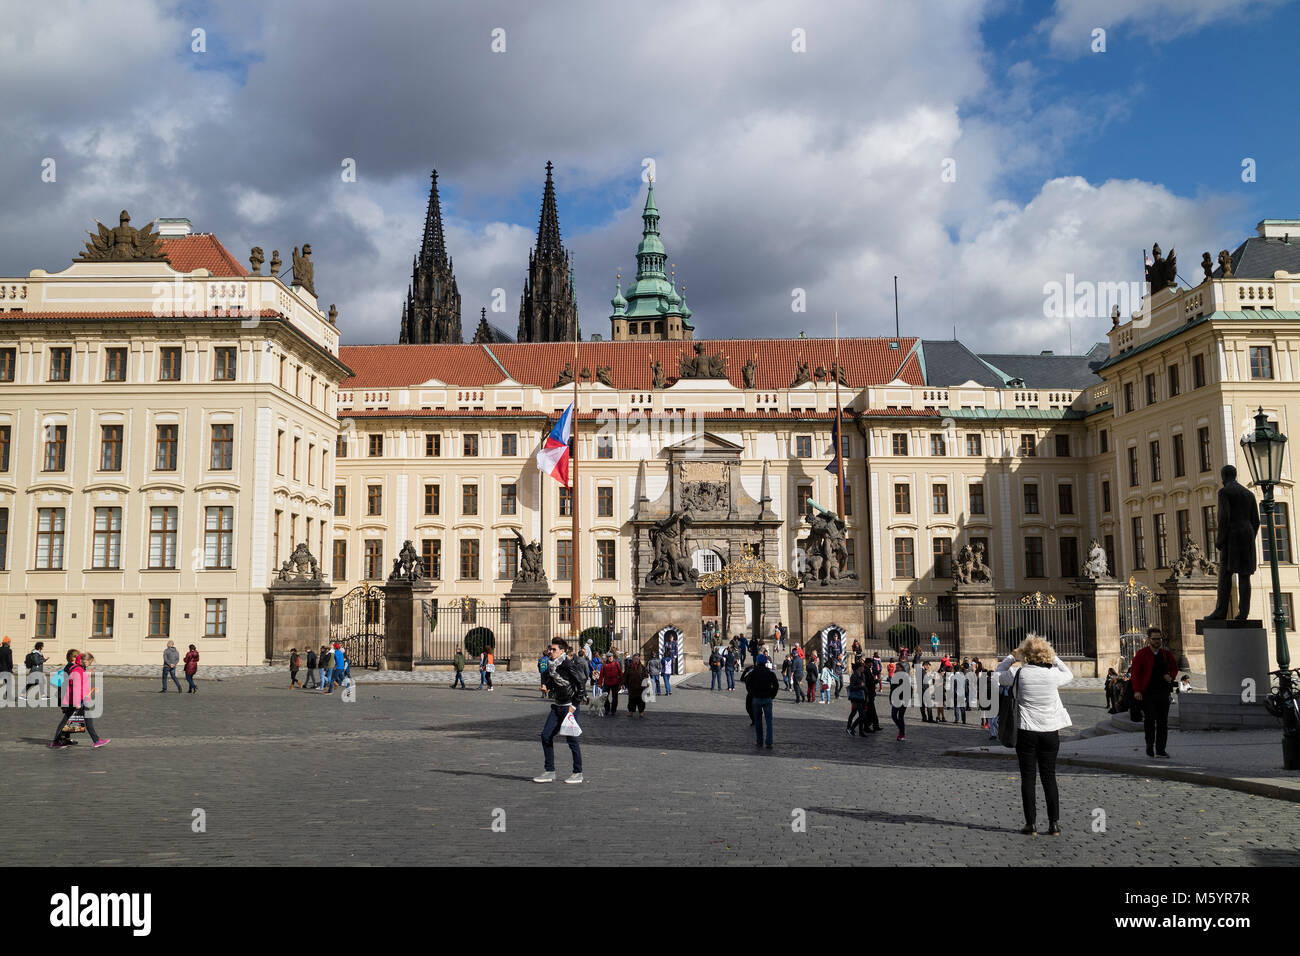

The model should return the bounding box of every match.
[558,712,582,737]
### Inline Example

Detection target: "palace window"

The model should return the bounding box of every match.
[498,537,518,580]
[422,539,441,580]
[332,540,347,581]
[100,425,123,471]
[424,483,440,516]
[930,435,946,457]
[91,599,114,639]
[1055,434,1070,457]
[210,424,233,470]
[369,434,383,457]
[1263,502,1292,563]
[36,508,65,570]
[1132,517,1146,570]
[1167,363,1180,397]
[555,540,572,580]
[43,424,67,471]
[1057,484,1074,515]
[364,540,383,580]
[795,436,812,458]
[597,539,616,580]
[92,507,122,570]
[205,599,228,638]
[148,599,171,639]
[1173,433,1186,478]
[1192,354,1206,389]
[1155,513,1169,568]
[462,484,478,516]
[149,507,178,569]
[891,433,908,456]
[1149,440,1161,482]
[502,483,518,516]
[35,600,57,640]
[50,347,72,382]
[894,483,911,515]
[1145,373,1157,406]
[969,482,985,515]
[204,506,234,569]
[1128,446,1140,487]
[1250,346,1274,380]
[105,347,127,382]
[893,537,915,578]
[1060,537,1079,578]
[1019,434,1036,457]
[1024,537,1045,578]
[425,433,440,456]
[367,484,382,516]
[932,483,948,515]
[156,424,178,471]
[1198,427,1212,473]
[214,347,237,381]
[159,347,181,382]
[463,434,479,457]
[335,485,346,516]
[1023,484,1039,515]
[966,434,982,456]
[502,433,518,457]
[596,485,613,517]
[933,537,952,579]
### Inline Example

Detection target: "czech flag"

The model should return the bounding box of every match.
[536,402,574,486]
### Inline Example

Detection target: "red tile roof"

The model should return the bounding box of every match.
[338,338,921,390]
[160,235,248,277]
[340,344,514,389]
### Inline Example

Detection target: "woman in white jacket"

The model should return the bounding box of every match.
[996,635,1073,836]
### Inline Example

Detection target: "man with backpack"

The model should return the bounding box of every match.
[708,647,723,691]
[304,647,318,689]
[22,641,46,701]
[747,655,780,748]
[535,638,587,784]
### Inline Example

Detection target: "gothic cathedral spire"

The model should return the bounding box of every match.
[517,161,579,343]
[400,170,462,344]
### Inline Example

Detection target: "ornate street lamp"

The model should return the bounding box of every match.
[1240,407,1299,768]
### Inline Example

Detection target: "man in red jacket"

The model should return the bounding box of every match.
[1130,627,1180,759]
[599,653,623,717]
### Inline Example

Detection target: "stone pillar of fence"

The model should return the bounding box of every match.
[1162,576,1216,675]
[1070,578,1123,673]
[506,582,554,671]
[263,546,334,663]
[798,583,869,657]
[382,579,434,671]
[952,584,996,662]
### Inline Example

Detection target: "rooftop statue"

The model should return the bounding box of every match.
[77,210,165,261]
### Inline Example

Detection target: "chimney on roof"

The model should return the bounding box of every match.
[1257,220,1300,239]
[590,333,602,341]
[156,218,192,237]
[1040,350,1053,355]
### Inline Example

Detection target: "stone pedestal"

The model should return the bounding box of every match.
[797,584,868,655]
[382,580,435,671]
[1162,577,1217,673]
[952,585,996,661]
[1181,620,1277,730]
[637,588,704,674]
[264,580,333,663]
[506,583,554,671]
[1071,578,1123,672]
[1196,619,1269,695]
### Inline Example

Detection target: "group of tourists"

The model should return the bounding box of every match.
[449,647,496,690]
[288,643,351,692]
[160,640,201,693]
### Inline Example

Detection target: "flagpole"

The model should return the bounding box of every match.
[834,312,845,519]
[571,322,580,638]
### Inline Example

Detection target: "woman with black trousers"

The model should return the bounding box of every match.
[996,636,1074,836]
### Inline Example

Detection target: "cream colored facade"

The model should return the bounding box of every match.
[7,216,1300,667]
[0,237,347,665]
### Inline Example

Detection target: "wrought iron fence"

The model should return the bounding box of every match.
[328,584,386,668]
[418,598,513,665]
[1118,577,1164,671]
[866,596,955,658]
[548,601,639,659]
[995,592,1085,658]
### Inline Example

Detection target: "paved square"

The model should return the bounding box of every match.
[4,673,1297,866]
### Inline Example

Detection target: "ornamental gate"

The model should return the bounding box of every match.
[995,592,1085,658]
[418,598,513,665]
[328,584,386,668]
[549,600,640,659]
[1118,577,1164,670]
[866,595,954,657]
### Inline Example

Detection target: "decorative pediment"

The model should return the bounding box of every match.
[665,432,744,457]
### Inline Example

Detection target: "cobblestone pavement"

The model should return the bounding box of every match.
[3,674,1296,867]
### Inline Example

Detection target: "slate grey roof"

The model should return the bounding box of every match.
[918,340,1006,387]
[1217,236,1300,279]
[977,345,1106,389]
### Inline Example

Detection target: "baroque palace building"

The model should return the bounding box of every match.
[3,205,1299,670]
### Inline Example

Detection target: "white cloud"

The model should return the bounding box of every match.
[1040,0,1290,57]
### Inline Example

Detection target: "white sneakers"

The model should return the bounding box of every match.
[533,771,584,784]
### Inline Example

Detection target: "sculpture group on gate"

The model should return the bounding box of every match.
[277,542,322,583]
[1169,534,1217,580]
[1081,538,1110,580]
[388,539,425,583]
[799,509,854,585]
[952,542,992,586]
[647,510,698,586]
[510,528,547,585]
